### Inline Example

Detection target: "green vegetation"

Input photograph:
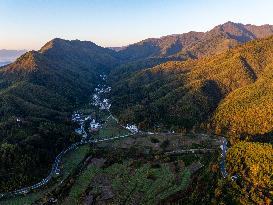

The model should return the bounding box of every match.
[93,115,130,139]
[224,142,273,204]
[63,165,99,205]
[60,145,90,178]
[0,38,118,191]
[1,144,90,205]
[59,146,209,204]
[106,163,191,204]
[110,35,273,140]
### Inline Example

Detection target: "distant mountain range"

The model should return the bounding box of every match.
[109,22,273,81]
[107,46,126,52]
[117,21,273,60]
[0,61,11,66]
[0,49,27,65]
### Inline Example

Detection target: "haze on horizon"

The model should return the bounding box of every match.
[1,0,273,50]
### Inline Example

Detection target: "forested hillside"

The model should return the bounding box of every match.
[0,39,118,192]
[110,22,273,91]
[110,35,273,139]
[213,68,273,140]
[225,142,273,204]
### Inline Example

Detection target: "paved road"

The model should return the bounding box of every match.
[220,137,228,178]
[0,75,231,199]
[165,148,217,155]
[0,131,136,199]
[0,132,229,200]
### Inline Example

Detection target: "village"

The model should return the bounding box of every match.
[0,74,227,203]
[72,74,139,139]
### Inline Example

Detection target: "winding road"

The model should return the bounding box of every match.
[0,75,231,199]
[0,132,136,199]
[0,133,230,199]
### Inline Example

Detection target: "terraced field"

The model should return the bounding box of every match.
[34,132,220,204]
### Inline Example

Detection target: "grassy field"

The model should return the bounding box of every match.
[1,145,90,205]
[93,115,131,139]
[60,145,90,178]
[98,132,220,153]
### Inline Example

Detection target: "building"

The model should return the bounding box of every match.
[126,124,138,133]
[90,119,100,131]
[75,128,83,135]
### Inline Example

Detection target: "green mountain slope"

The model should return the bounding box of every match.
[213,67,273,139]
[110,35,273,136]
[0,39,118,192]
[223,142,273,204]
[110,22,273,86]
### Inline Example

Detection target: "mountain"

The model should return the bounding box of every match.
[0,61,11,66]
[0,38,118,192]
[0,49,27,65]
[110,35,273,139]
[117,31,204,60]
[109,22,273,82]
[107,46,126,52]
[117,22,273,61]
[1,21,273,201]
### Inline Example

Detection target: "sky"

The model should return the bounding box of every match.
[1,0,273,50]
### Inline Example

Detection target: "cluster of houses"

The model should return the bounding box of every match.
[94,86,111,94]
[71,112,85,124]
[125,124,139,133]
[91,91,111,110]
[100,74,107,81]
[89,119,101,132]
[72,111,102,137]
[91,81,112,110]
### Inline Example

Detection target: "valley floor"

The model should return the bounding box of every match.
[0,75,223,205]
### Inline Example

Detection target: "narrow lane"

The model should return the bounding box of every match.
[220,137,228,178]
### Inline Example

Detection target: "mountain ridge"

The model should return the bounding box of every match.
[117,21,273,61]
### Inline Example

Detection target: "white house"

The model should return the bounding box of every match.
[126,124,138,133]
[75,128,83,135]
[90,119,100,131]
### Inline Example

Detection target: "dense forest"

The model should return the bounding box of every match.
[225,142,273,204]
[110,35,273,140]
